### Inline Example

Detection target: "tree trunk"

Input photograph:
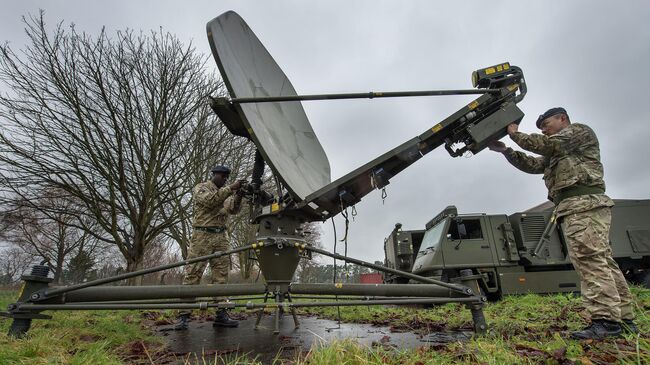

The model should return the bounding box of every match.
[238,250,251,280]
[54,232,66,285]
[125,257,144,286]
[54,255,65,285]
[180,242,188,260]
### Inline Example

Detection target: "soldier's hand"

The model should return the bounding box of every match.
[488,140,507,153]
[507,123,519,135]
[237,180,251,195]
[229,180,243,191]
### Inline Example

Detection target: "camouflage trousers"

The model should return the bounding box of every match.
[182,231,230,285]
[560,201,635,322]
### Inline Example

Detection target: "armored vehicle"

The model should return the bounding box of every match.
[384,200,650,299]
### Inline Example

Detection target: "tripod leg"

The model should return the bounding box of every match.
[254,292,269,330]
[273,292,282,334]
[286,293,300,329]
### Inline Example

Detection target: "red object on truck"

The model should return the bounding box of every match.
[359,272,383,284]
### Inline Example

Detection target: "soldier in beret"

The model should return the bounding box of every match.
[489,107,637,339]
[176,165,245,330]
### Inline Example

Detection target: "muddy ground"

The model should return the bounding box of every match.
[148,311,471,363]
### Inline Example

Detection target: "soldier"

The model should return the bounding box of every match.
[176,164,244,330]
[489,107,637,339]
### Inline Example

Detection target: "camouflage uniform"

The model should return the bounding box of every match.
[503,123,634,322]
[183,181,242,285]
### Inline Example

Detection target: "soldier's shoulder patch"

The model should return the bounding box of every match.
[193,181,213,194]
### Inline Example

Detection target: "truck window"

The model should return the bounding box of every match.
[420,220,447,251]
[448,219,483,240]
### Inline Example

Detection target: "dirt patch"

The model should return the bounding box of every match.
[118,340,178,365]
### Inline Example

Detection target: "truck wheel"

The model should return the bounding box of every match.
[484,289,502,302]
[639,271,650,289]
[385,277,409,284]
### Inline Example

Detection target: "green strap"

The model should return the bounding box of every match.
[554,185,605,204]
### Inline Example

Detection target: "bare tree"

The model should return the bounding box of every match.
[295,222,324,283]
[0,13,232,284]
[136,238,185,285]
[1,192,104,284]
[92,245,124,280]
[0,246,35,287]
[229,204,259,281]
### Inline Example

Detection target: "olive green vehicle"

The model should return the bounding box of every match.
[384,200,650,299]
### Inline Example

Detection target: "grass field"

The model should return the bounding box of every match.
[1,287,648,364]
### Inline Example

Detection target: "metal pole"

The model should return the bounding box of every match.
[81,299,205,305]
[247,297,482,308]
[305,246,471,295]
[17,303,240,311]
[40,244,257,300]
[289,295,431,301]
[254,292,269,330]
[286,293,300,329]
[273,292,281,334]
[62,284,267,303]
[231,89,500,104]
[71,294,468,305]
[291,283,455,298]
[17,297,481,311]
[75,295,270,305]
[533,216,557,257]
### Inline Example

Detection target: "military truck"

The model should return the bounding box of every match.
[384,199,650,299]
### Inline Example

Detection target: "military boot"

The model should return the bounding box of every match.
[622,319,639,334]
[174,313,190,331]
[571,319,621,340]
[213,309,239,328]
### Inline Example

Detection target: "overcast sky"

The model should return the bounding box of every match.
[2,1,649,264]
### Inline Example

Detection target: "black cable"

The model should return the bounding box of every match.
[251,150,265,187]
[330,217,341,329]
[341,210,349,282]
[331,217,337,283]
[340,207,349,243]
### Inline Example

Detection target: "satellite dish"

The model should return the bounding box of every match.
[207,11,331,202]
[207,11,525,220]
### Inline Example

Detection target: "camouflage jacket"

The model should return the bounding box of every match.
[503,123,606,202]
[192,181,242,227]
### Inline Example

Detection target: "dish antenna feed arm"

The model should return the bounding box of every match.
[210,62,526,148]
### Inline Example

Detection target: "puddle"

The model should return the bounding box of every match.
[424,331,473,345]
[153,313,472,363]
